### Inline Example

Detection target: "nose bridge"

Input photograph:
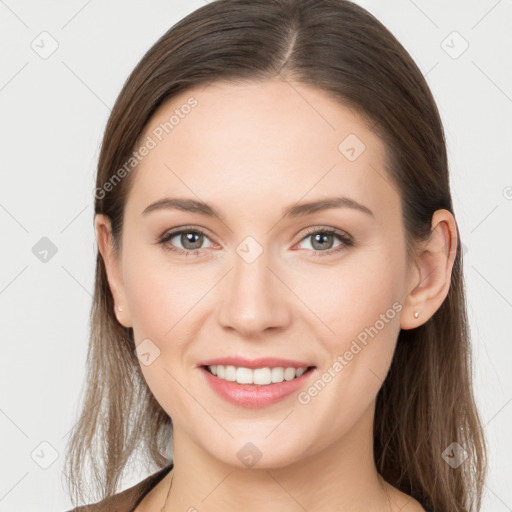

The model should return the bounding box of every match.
[216,238,290,334]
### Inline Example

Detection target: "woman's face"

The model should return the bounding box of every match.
[98,79,418,468]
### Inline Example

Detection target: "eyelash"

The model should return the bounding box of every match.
[157,226,354,257]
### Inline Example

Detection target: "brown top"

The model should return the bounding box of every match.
[65,463,174,512]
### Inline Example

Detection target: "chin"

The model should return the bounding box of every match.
[204,433,309,471]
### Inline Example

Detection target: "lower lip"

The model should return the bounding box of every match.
[199,366,317,408]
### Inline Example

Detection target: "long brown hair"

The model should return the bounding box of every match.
[64,1,487,510]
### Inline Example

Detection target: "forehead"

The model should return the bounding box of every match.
[126,79,398,224]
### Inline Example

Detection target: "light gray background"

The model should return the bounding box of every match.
[1,1,511,511]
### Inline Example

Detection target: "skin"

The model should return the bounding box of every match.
[95,78,457,511]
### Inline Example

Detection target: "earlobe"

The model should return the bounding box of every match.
[94,214,133,328]
[400,209,458,330]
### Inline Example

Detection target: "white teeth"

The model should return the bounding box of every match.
[254,367,272,385]
[284,367,296,381]
[295,367,306,378]
[271,367,284,383]
[236,367,254,384]
[207,365,309,385]
[225,365,237,381]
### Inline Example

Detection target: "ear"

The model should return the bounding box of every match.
[400,209,458,330]
[94,213,133,328]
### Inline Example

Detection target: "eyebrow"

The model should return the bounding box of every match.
[141,196,374,220]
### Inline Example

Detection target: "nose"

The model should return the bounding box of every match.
[216,246,292,337]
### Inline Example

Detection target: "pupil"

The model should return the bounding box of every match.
[183,232,202,249]
[313,233,332,250]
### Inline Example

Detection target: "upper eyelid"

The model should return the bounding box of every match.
[300,226,352,239]
[162,226,216,243]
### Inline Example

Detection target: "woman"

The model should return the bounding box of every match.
[64,1,487,511]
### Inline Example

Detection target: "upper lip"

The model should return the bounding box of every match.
[198,356,315,369]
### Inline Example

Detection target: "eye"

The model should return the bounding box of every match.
[157,226,354,258]
[158,227,215,256]
[296,227,354,256]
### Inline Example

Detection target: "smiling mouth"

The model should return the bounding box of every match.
[202,364,316,386]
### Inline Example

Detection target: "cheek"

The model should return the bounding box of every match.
[122,247,213,395]
[123,243,206,339]
[122,250,204,419]
[299,242,405,400]
[297,243,405,338]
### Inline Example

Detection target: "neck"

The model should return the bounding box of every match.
[164,401,393,512]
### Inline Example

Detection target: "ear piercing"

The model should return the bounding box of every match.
[413,311,419,319]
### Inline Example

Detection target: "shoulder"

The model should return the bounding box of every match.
[385,483,428,512]
[64,463,174,512]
